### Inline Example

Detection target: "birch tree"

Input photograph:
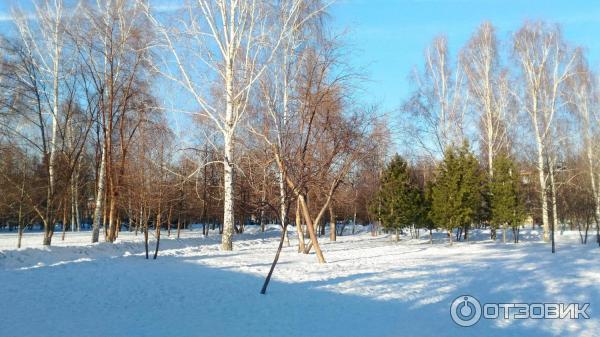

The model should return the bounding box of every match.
[513,22,577,243]
[565,54,600,227]
[10,0,66,245]
[143,0,325,250]
[403,35,467,161]
[76,0,152,243]
[253,0,324,251]
[461,22,513,177]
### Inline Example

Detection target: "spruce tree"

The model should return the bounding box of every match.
[490,154,526,243]
[430,143,483,244]
[370,155,421,241]
[420,183,436,243]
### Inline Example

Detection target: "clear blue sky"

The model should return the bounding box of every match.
[329,0,600,113]
[1,0,599,116]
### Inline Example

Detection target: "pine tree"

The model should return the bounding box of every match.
[490,154,526,243]
[430,143,483,244]
[370,155,422,241]
[420,183,436,243]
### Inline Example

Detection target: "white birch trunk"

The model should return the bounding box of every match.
[221,47,235,250]
[43,6,62,246]
[221,131,235,251]
[535,135,550,242]
[531,92,550,242]
[279,168,290,246]
[584,119,600,226]
[549,162,559,235]
[92,146,107,243]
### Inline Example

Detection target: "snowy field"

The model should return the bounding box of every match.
[1,226,599,337]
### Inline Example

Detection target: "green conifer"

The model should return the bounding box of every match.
[430,143,483,244]
[490,154,526,243]
[370,155,422,241]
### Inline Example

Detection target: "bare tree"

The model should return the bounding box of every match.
[461,22,513,177]
[403,35,467,161]
[565,54,600,229]
[10,0,66,245]
[513,21,577,244]
[142,0,327,251]
[75,0,153,243]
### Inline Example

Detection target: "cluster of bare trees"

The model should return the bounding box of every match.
[0,0,386,261]
[4,2,595,264]
[142,0,386,258]
[403,21,600,248]
[0,0,164,247]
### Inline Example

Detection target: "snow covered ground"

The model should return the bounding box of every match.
[1,226,599,337]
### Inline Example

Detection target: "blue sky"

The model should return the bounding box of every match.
[329,0,600,113]
[1,0,599,119]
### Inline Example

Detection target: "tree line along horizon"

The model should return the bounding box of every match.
[0,1,598,259]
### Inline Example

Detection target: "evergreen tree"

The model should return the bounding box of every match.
[370,155,422,241]
[430,143,483,244]
[490,154,526,243]
[420,182,436,243]
[479,179,494,239]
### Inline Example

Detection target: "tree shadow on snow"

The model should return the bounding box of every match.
[1,231,599,337]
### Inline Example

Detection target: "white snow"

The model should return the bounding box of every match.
[1,226,598,337]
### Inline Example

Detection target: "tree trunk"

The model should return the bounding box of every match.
[116,215,121,240]
[221,130,234,251]
[107,194,117,242]
[320,218,325,237]
[43,218,53,246]
[579,223,587,244]
[597,221,600,247]
[61,198,67,241]
[167,207,172,237]
[221,50,236,251]
[136,203,142,236]
[352,206,357,235]
[71,179,76,233]
[154,211,161,260]
[92,146,107,243]
[43,32,60,246]
[17,198,24,249]
[278,169,289,247]
[298,195,325,263]
[584,118,600,237]
[260,222,288,295]
[260,208,265,233]
[535,136,550,242]
[549,163,558,253]
[329,204,336,242]
[295,198,305,253]
[144,221,149,259]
